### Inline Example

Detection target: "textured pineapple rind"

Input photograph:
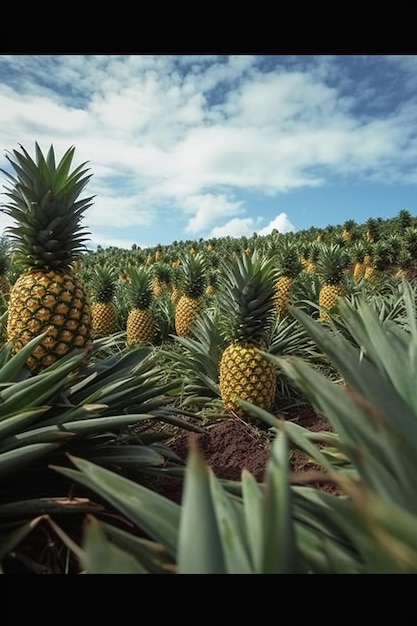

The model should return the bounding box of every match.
[127,308,155,345]
[174,295,203,338]
[319,283,345,321]
[7,269,92,372]
[219,343,276,418]
[91,301,120,337]
[275,275,293,317]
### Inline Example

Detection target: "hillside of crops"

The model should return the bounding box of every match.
[1,207,417,573]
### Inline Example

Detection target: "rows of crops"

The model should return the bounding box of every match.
[0,143,416,573]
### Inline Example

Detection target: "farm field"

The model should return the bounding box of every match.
[0,144,416,573]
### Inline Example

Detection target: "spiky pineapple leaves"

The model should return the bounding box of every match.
[51,429,302,574]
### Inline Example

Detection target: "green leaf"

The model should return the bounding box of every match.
[82,516,147,574]
[178,442,226,573]
[51,455,181,559]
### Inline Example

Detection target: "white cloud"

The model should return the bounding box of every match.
[0,55,416,249]
[257,213,296,236]
[182,193,244,233]
[211,212,295,239]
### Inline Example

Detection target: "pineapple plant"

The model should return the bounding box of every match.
[403,226,417,260]
[396,208,413,233]
[125,265,155,345]
[316,243,349,321]
[151,262,171,298]
[0,249,11,294]
[395,246,413,279]
[205,267,219,297]
[274,238,303,318]
[364,216,380,243]
[350,241,367,281]
[174,252,207,338]
[217,251,278,419]
[170,265,183,306]
[89,262,121,337]
[364,241,392,283]
[0,142,94,374]
[305,241,321,274]
[341,218,356,243]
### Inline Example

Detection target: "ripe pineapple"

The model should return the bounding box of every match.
[151,262,171,298]
[342,219,356,243]
[365,217,380,243]
[317,243,349,322]
[218,251,278,420]
[364,241,393,282]
[89,262,121,337]
[305,241,321,274]
[154,245,163,263]
[0,250,11,294]
[174,252,207,338]
[350,242,366,281]
[125,265,155,346]
[0,142,94,374]
[170,265,182,306]
[274,238,302,318]
[205,268,219,297]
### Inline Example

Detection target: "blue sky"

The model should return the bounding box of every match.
[0,54,416,251]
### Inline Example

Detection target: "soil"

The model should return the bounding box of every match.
[141,403,338,503]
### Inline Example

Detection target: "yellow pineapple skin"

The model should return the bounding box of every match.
[353,262,365,281]
[7,269,92,373]
[275,275,293,317]
[219,343,276,419]
[174,295,202,337]
[151,278,169,298]
[171,286,182,306]
[0,274,11,294]
[126,308,155,345]
[364,266,377,281]
[91,302,120,337]
[319,283,344,321]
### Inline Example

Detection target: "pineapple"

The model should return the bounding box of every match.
[0,249,11,294]
[0,142,94,374]
[174,252,207,338]
[125,265,155,345]
[218,251,278,420]
[274,238,302,318]
[350,242,366,281]
[317,243,349,322]
[395,246,413,279]
[342,219,356,243]
[305,241,321,274]
[151,262,171,298]
[364,241,393,282]
[365,217,380,243]
[205,267,219,297]
[89,262,121,337]
[170,265,182,306]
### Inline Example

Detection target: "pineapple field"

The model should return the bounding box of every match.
[0,143,417,573]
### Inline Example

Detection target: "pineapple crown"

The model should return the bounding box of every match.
[126,265,153,309]
[317,243,350,284]
[217,250,278,345]
[89,262,119,303]
[178,252,207,298]
[151,262,172,283]
[275,238,303,278]
[0,142,94,271]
